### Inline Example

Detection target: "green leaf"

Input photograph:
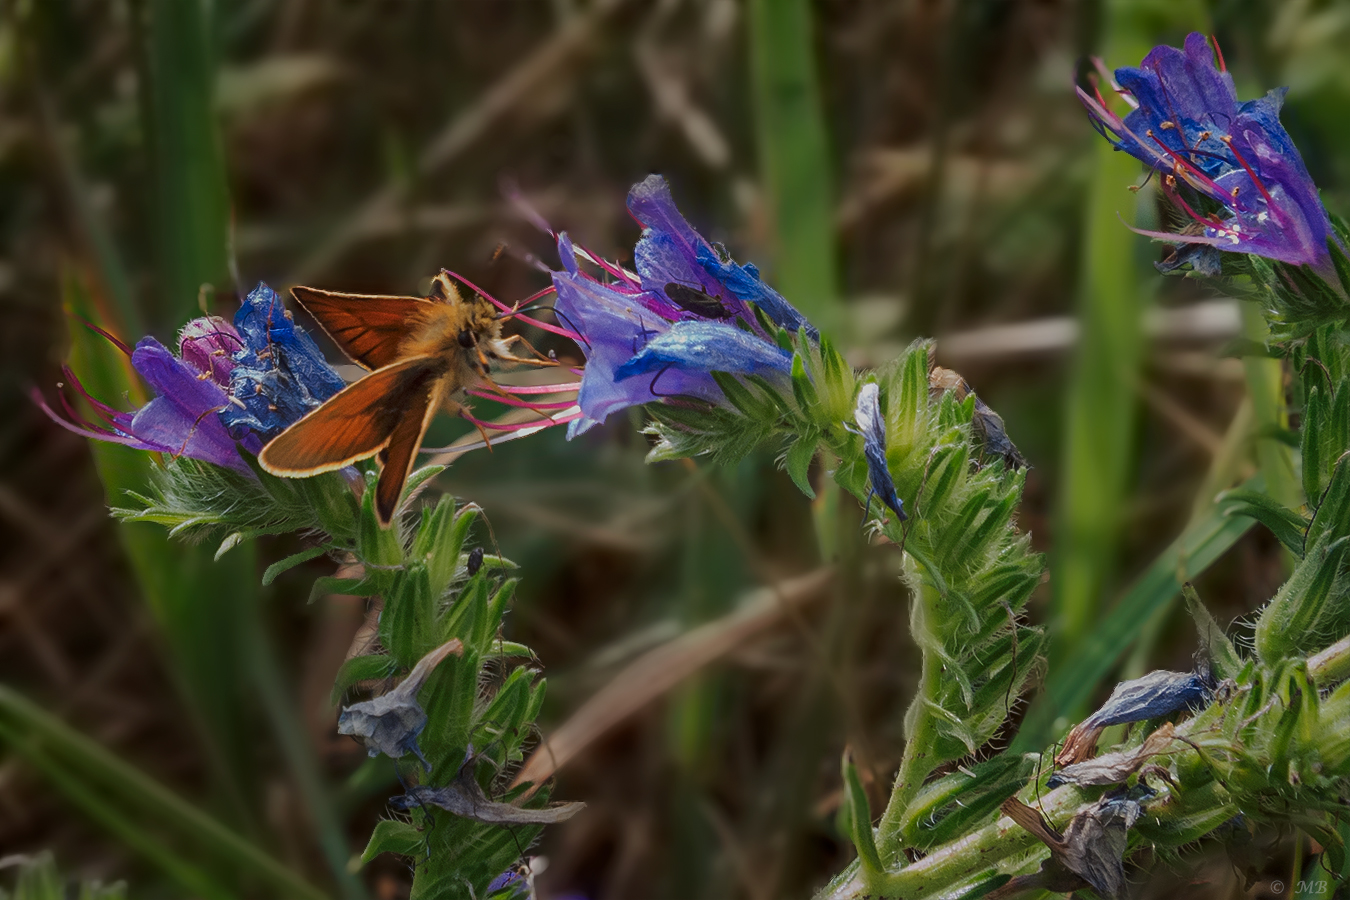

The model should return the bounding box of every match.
[0,687,325,900]
[784,434,818,499]
[840,749,882,874]
[1050,109,1153,678]
[1303,384,1326,504]
[1218,488,1308,557]
[1255,534,1350,664]
[1182,583,1243,680]
[331,654,397,705]
[404,464,447,500]
[213,532,244,560]
[747,0,837,331]
[791,353,819,412]
[0,720,231,900]
[710,370,772,420]
[360,819,426,865]
[1308,453,1350,549]
[262,545,328,586]
[898,753,1033,851]
[308,576,376,605]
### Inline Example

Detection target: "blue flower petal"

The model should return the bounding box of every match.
[854,383,906,522]
[1082,32,1335,267]
[694,244,819,340]
[220,282,346,438]
[613,321,792,402]
[1080,669,1212,731]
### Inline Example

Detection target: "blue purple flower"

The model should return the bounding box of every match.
[36,317,262,475]
[1078,32,1337,268]
[1056,667,1213,765]
[853,383,906,523]
[219,282,346,438]
[38,283,347,475]
[551,176,803,435]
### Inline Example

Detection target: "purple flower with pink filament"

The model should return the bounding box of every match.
[36,283,350,476]
[538,175,803,436]
[1078,32,1338,270]
[36,317,262,475]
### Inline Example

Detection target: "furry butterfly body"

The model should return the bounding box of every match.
[259,273,524,525]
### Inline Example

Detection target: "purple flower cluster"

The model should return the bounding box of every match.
[38,283,342,475]
[551,176,806,435]
[1079,32,1336,268]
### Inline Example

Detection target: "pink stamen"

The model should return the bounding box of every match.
[32,389,146,446]
[493,381,581,395]
[1120,216,1236,248]
[1091,56,1131,104]
[1221,135,1277,209]
[514,315,578,341]
[1211,35,1227,73]
[462,411,578,432]
[1148,132,1228,196]
[447,271,579,340]
[77,317,133,356]
[444,270,507,311]
[466,389,577,409]
[570,242,641,287]
[510,285,556,310]
[55,387,116,435]
[61,365,126,423]
[1160,179,1229,231]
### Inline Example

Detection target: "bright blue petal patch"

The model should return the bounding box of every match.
[220,282,346,438]
[694,245,820,340]
[614,320,793,390]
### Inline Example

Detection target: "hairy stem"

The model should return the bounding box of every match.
[878,580,943,857]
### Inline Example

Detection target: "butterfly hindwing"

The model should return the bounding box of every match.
[290,286,429,372]
[259,356,445,479]
[373,380,444,525]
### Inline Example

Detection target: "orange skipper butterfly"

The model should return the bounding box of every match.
[259,272,547,526]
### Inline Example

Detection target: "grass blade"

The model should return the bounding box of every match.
[0,686,329,900]
[1048,100,1151,681]
[137,0,231,323]
[0,720,232,900]
[747,0,838,329]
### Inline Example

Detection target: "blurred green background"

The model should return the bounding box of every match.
[2,1,1348,898]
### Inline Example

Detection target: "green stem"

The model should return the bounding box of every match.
[1310,634,1350,685]
[877,580,943,857]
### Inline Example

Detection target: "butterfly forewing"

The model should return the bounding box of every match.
[259,356,445,477]
[290,286,428,371]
